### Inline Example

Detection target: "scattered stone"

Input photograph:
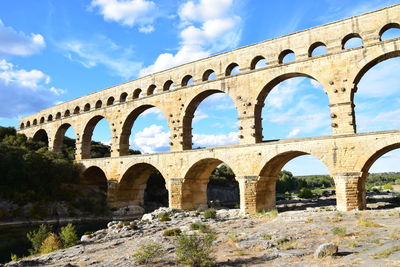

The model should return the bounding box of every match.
[314,242,338,258]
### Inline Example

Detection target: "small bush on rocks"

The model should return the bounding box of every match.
[40,233,62,254]
[59,223,78,248]
[298,187,313,199]
[132,242,165,265]
[174,233,217,267]
[331,227,346,237]
[190,222,209,233]
[203,209,217,219]
[27,224,52,255]
[357,217,381,227]
[158,212,171,222]
[163,228,182,236]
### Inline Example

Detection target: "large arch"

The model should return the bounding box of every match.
[256,151,332,212]
[32,129,49,146]
[254,72,328,142]
[53,123,76,158]
[181,158,239,210]
[79,166,108,208]
[120,105,169,155]
[80,166,108,192]
[182,89,238,150]
[111,163,167,209]
[81,115,111,159]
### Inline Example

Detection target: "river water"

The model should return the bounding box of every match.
[0,220,109,264]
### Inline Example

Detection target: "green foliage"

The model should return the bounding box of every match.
[158,212,171,222]
[382,183,393,190]
[27,224,52,254]
[208,164,237,186]
[276,170,334,194]
[39,233,62,254]
[163,228,182,237]
[132,242,165,265]
[298,187,313,199]
[203,208,217,219]
[174,233,217,267]
[59,223,78,248]
[331,227,346,237]
[190,222,210,233]
[357,217,381,227]
[10,253,19,261]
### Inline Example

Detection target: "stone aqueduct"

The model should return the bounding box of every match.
[18,5,400,214]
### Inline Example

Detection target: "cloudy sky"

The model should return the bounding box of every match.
[0,0,399,175]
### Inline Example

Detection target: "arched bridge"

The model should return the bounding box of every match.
[18,5,400,214]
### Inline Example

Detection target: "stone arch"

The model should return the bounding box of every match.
[95,100,102,109]
[107,97,115,106]
[32,129,49,146]
[278,49,296,63]
[81,115,111,159]
[202,69,215,81]
[181,158,239,210]
[379,22,400,41]
[120,104,169,156]
[254,72,326,142]
[64,110,70,117]
[33,119,37,126]
[133,88,142,99]
[182,89,238,150]
[74,106,80,114]
[56,112,61,119]
[84,103,91,112]
[342,33,363,49]
[225,62,240,76]
[20,122,25,129]
[47,115,53,121]
[181,75,194,87]
[120,92,128,103]
[256,150,332,211]
[147,84,156,96]
[111,163,167,209]
[40,117,45,124]
[250,56,267,70]
[163,80,174,91]
[26,121,31,127]
[53,123,76,154]
[308,41,327,57]
[80,166,108,191]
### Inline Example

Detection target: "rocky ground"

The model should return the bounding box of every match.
[4,201,400,267]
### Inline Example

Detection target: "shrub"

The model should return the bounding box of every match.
[174,233,217,267]
[158,212,171,222]
[357,217,381,227]
[190,222,209,233]
[40,233,62,254]
[298,187,313,199]
[203,209,216,219]
[331,227,346,237]
[10,253,18,261]
[163,228,182,237]
[59,223,78,248]
[132,242,165,265]
[382,183,393,190]
[27,224,52,254]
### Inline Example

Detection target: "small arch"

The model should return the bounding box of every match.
[26,121,31,127]
[163,80,174,91]
[81,115,111,159]
[64,110,70,117]
[225,63,240,76]
[47,115,53,121]
[181,75,194,87]
[32,129,49,146]
[56,112,61,119]
[250,56,267,70]
[32,119,37,126]
[342,33,363,49]
[147,84,156,96]
[120,92,128,103]
[53,123,76,156]
[133,88,142,99]
[107,97,115,106]
[80,166,108,205]
[95,100,102,109]
[202,69,216,81]
[20,123,25,129]
[40,117,45,124]
[379,22,400,41]
[308,42,328,57]
[73,106,80,114]
[84,103,91,112]
[278,49,296,63]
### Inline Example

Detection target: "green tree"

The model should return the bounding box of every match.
[27,224,52,254]
[59,223,79,248]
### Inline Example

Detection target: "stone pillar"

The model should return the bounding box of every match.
[168,178,185,209]
[75,141,88,160]
[238,115,258,144]
[329,102,356,135]
[256,176,276,211]
[333,172,365,211]
[238,176,258,214]
[106,179,119,208]
[110,134,120,157]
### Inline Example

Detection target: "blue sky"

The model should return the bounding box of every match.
[0,0,399,175]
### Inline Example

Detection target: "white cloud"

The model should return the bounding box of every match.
[139,0,242,76]
[133,124,170,153]
[193,131,238,147]
[90,0,157,30]
[310,79,323,90]
[59,35,142,79]
[0,59,64,118]
[266,78,302,109]
[0,19,45,56]
[193,109,209,122]
[141,107,166,120]
[287,128,300,138]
